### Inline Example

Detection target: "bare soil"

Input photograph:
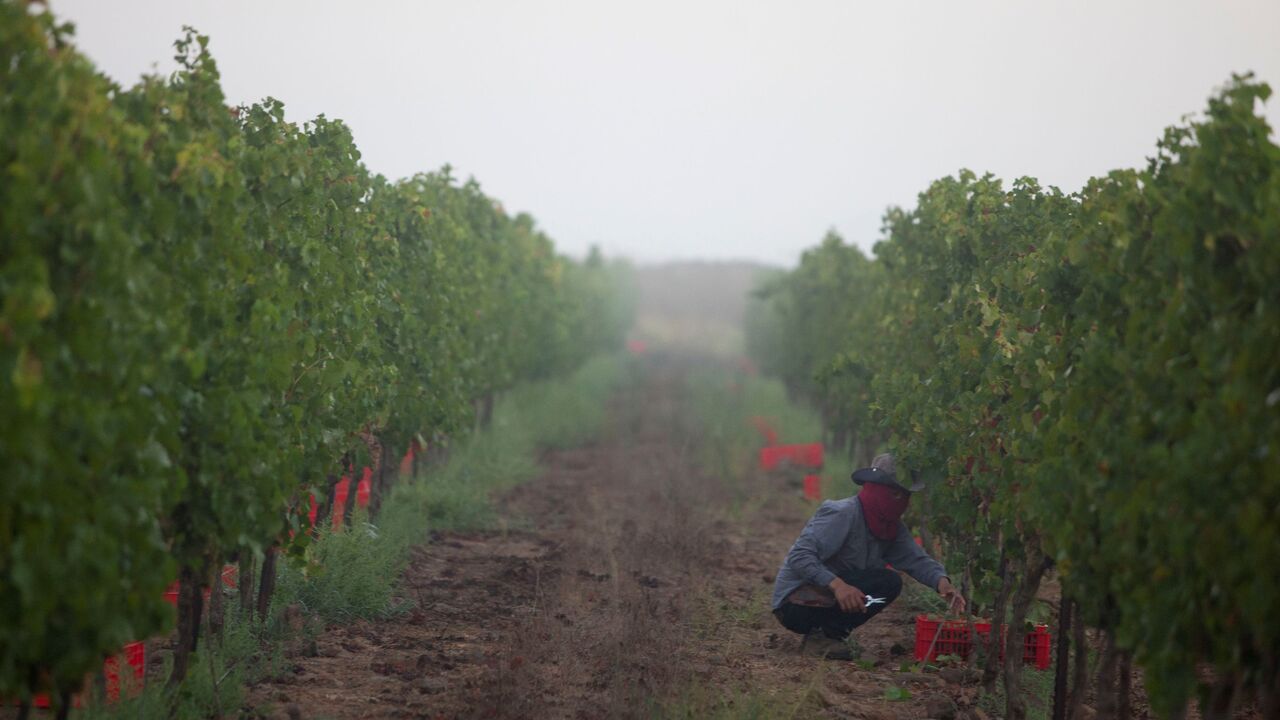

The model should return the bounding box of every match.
[241,364,1005,719]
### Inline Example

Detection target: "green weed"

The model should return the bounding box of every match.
[903,576,949,615]
[692,587,769,639]
[884,685,912,701]
[655,683,818,720]
[277,511,410,623]
[976,665,1056,720]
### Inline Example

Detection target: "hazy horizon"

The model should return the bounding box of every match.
[53,0,1280,266]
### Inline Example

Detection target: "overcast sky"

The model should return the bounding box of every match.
[53,0,1280,266]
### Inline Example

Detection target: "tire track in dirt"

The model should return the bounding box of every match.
[245,360,969,719]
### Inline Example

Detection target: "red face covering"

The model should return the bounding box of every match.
[859,483,910,540]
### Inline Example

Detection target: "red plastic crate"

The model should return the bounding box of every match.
[356,467,372,508]
[162,564,237,606]
[103,641,146,701]
[305,472,367,532]
[399,446,415,477]
[759,443,825,471]
[331,475,351,530]
[798,443,823,468]
[913,615,1051,670]
[802,474,822,500]
[758,446,779,470]
[25,641,145,708]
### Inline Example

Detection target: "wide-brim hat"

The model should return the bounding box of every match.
[851,452,926,493]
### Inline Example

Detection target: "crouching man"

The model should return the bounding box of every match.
[771,453,965,660]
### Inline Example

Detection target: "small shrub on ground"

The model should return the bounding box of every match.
[276,512,410,623]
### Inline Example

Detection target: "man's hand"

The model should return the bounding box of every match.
[937,577,966,615]
[828,578,867,613]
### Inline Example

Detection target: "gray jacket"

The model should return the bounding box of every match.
[771,496,947,609]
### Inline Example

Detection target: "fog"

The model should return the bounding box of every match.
[53,0,1280,265]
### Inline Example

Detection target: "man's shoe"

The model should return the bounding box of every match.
[799,633,854,661]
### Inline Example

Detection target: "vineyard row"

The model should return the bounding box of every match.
[0,5,633,706]
[748,76,1279,718]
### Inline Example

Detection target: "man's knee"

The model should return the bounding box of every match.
[863,568,903,601]
[774,605,816,635]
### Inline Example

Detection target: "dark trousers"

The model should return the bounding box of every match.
[773,568,903,640]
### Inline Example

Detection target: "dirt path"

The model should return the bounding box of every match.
[245,361,970,720]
